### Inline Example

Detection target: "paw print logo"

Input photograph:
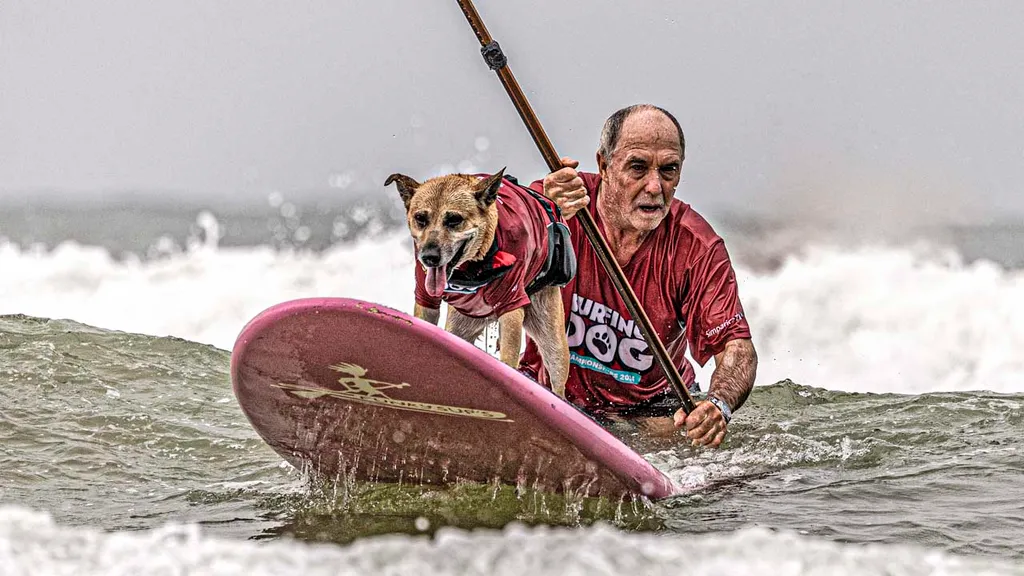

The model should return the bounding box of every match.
[583,324,618,363]
[591,330,611,356]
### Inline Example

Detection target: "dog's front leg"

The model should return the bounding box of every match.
[523,286,569,399]
[414,303,440,326]
[445,307,489,344]
[496,307,526,369]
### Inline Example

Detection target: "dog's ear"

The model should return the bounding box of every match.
[384,173,421,208]
[474,167,506,209]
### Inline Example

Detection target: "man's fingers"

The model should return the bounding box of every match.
[551,168,581,185]
[560,156,580,169]
[690,422,726,447]
[672,408,687,428]
[685,402,723,442]
[561,184,586,200]
[700,429,727,448]
[674,404,729,448]
[687,417,716,440]
[567,196,590,210]
[712,429,727,447]
[684,403,716,430]
[676,401,731,448]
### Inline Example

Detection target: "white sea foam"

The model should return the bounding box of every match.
[735,243,1024,394]
[0,505,1019,576]
[2,226,1022,395]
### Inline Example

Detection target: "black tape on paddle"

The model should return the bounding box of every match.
[480,41,507,70]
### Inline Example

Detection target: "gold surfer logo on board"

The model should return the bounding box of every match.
[273,362,512,422]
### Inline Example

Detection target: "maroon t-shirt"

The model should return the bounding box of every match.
[520,172,752,412]
[415,178,556,319]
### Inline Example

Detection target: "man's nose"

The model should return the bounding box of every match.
[644,170,662,194]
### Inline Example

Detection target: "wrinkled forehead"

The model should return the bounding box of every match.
[614,110,683,159]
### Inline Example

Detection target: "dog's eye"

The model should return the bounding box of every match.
[443,213,464,229]
[413,212,430,228]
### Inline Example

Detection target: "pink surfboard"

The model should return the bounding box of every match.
[230,297,680,501]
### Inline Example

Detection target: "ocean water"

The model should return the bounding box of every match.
[0,193,1022,575]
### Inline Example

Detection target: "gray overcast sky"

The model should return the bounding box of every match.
[2,1,1022,224]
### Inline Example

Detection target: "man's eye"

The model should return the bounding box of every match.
[443,214,464,228]
[661,165,679,175]
[413,213,430,228]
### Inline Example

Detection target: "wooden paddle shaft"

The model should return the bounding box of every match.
[454,0,696,414]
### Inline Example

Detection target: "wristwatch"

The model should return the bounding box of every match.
[707,395,732,424]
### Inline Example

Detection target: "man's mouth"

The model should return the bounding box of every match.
[637,203,665,214]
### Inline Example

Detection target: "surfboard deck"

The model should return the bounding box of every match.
[230,297,680,501]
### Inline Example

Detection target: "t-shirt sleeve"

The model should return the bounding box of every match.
[413,256,443,310]
[683,240,752,366]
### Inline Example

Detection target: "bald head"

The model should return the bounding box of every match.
[593,105,684,236]
[598,104,686,161]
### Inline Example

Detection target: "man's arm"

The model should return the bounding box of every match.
[708,337,757,413]
[674,338,757,448]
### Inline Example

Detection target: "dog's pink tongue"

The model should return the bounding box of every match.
[425,264,447,297]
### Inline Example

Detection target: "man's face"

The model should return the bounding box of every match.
[597,109,683,234]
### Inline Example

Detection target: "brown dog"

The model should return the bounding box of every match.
[385,168,571,398]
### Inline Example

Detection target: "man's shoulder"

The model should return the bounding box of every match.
[665,199,725,254]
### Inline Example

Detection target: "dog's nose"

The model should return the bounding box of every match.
[419,245,441,267]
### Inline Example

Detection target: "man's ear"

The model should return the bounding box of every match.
[384,173,421,209]
[596,152,608,180]
[474,167,506,209]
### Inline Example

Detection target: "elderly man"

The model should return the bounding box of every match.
[518,104,757,448]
